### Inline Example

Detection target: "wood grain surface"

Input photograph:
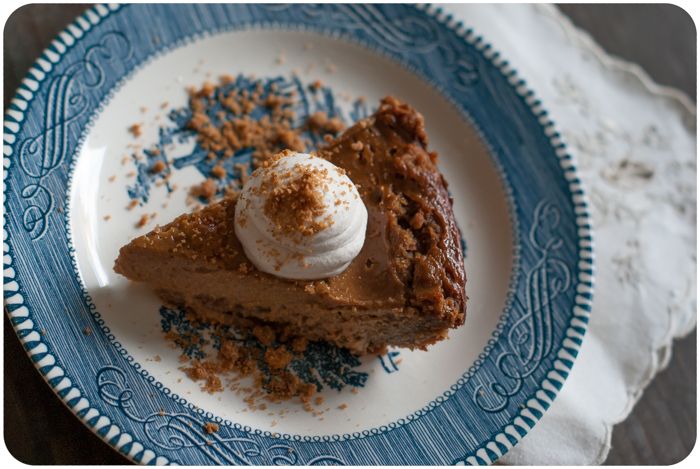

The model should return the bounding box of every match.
[3,4,696,465]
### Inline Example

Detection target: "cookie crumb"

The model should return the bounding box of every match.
[203,422,219,434]
[128,123,142,138]
[108,175,116,182]
[261,155,336,241]
[210,165,226,179]
[136,214,150,228]
[307,111,344,134]
[103,215,111,221]
[234,163,250,186]
[290,336,308,353]
[224,186,239,200]
[265,347,294,370]
[182,77,313,202]
[338,403,348,410]
[190,179,218,200]
[150,160,166,173]
[127,199,139,210]
[82,326,93,336]
[252,326,276,347]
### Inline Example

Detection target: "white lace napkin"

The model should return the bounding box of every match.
[439,3,697,464]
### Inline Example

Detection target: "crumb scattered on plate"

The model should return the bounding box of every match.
[136,214,150,228]
[203,422,219,434]
[128,123,142,138]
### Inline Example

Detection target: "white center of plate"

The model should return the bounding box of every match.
[69,29,514,436]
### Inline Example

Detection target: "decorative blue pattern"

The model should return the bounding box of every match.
[128,74,366,205]
[378,351,401,374]
[4,4,595,465]
[18,31,132,239]
[158,306,368,392]
[96,366,346,465]
[473,200,570,413]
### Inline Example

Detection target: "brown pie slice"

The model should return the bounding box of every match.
[114,97,466,355]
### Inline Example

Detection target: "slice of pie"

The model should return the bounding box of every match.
[114,97,466,355]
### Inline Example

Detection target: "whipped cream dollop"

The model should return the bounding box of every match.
[234,151,368,280]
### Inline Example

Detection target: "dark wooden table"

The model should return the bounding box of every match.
[4,4,696,465]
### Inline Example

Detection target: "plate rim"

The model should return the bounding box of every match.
[3,4,595,465]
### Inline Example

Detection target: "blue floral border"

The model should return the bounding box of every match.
[4,4,595,465]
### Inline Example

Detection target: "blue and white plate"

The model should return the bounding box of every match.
[4,4,594,465]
